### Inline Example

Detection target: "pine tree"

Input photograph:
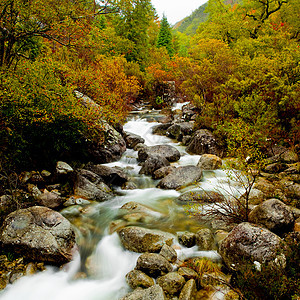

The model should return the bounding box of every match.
[157,15,174,56]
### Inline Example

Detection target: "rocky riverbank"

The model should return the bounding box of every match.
[0,101,299,299]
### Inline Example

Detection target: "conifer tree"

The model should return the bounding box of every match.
[157,15,174,56]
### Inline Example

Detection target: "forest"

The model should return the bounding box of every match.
[0,0,299,171]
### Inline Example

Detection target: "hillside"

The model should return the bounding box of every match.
[173,2,208,35]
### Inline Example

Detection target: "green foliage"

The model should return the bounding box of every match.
[157,15,175,57]
[114,0,156,67]
[0,58,91,169]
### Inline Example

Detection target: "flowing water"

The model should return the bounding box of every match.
[0,105,244,300]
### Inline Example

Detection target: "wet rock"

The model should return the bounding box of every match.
[138,145,181,163]
[264,162,287,173]
[25,262,37,276]
[280,180,300,199]
[118,226,174,253]
[63,196,91,207]
[86,164,128,186]
[177,268,198,281]
[27,184,42,198]
[158,166,203,190]
[120,284,166,300]
[121,202,165,220]
[197,154,222,170]
[177,232,196,248]
[124,132,145,149]
[254,178,277,196]
[41,170,51,178]
[283,162,300,174]
[195,228,214,250]
[9,271,24,283]
[0,206,76,265]
[152,123,172,136]
[37,190,64,209]
[122,181,138,190]
[247,188,266,205]
[182,136,192,146]
[139,155,170,176]
[126,270,155,289]
[182,103,198,121]
[90,123,126,163]
[179,279,197,300]
[159,244,177,263]
[56,161,74,175]
[248,198,294,233]
[177,190,225,204]
[136,253,173,277]
[267,148,299,164]
[219,222,286,271]
[153,166,176,180]
[157,272,186,296]
[20,171,44,184]
[186,129,222,157]
[133,143,147,151]
[167,122,194,141]
[73,172,112,201]
[109,219,128,234]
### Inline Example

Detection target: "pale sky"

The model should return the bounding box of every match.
[151,0,207,25]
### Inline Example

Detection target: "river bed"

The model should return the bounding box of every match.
[0,106,243,300]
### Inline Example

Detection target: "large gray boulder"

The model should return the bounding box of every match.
[249,198,294,233]
[138,145,180,162]
[219,222,286,271]
[118,226,174,253]
[139,155,170,176]
[186,129,222,157]
[0,206,76,265]
[120,284,166,300]
[158,166,203,190]
[136,253,173,277]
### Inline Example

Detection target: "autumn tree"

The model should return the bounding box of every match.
[0,0,114,68]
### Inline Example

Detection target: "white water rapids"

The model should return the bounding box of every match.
[0,107,244,300]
